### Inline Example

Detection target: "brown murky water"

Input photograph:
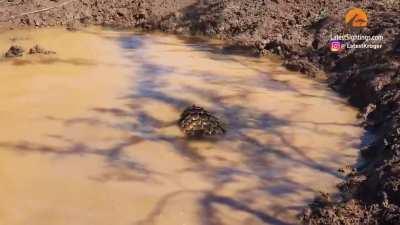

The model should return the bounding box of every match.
[0,27,363,225]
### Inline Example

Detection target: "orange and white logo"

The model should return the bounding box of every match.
[345,8,368,27]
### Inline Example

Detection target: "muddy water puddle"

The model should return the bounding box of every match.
[0,27,364,225]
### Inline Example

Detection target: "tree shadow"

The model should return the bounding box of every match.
[200,193,297,225]
[0,29,365,225]
[115,33,359,224]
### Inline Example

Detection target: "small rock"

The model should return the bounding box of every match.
[4,45,24,58]
[66,22,79,31]
[283,58,325,79]
[28,45,56,55]
[116,8,129,18]
[360,103,377,122]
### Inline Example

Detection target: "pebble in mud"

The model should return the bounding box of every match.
[28,45,56,55]
[178,105,226,138]
[66,22,80,32]
[4,45,24,58]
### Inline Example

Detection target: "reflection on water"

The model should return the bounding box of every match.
[0,27,364,225]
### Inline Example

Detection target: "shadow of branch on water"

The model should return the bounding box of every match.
[0,30,365,225]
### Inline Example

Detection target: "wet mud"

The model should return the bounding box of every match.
[0,27,365,225]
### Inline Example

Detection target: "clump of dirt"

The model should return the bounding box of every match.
[66,22,79,31]
[28,44,56,54]
[283,58,325,80]
[0,0,400,224]
[178,105,225,138]
[3,44,55,57]
[4,45,24,58]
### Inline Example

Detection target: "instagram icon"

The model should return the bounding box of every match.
[330,40,343,52]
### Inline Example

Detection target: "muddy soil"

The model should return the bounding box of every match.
[0,0,399,224]
[4,45,24,57]
[0,27,364,225]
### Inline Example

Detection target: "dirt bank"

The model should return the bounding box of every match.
[1,0,399,224]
